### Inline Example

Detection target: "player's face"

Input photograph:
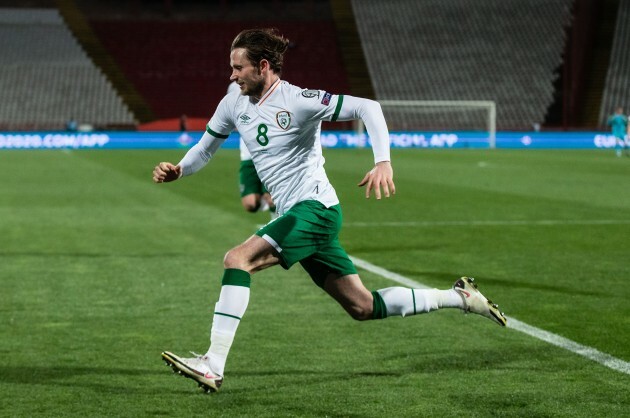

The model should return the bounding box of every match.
[230,48,265,98]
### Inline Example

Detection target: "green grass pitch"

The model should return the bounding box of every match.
[1,148,629,417]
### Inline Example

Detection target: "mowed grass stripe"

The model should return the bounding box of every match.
[345,219,630,227]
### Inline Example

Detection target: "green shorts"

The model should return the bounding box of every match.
[239,159,268,197]
[255,200,357,287]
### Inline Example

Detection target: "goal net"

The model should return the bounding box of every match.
[356,100,497,148]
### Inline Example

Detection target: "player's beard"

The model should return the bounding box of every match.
[241,70,265,100]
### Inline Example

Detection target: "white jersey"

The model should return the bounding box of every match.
[179,79,391,215]
[227,82,252,161]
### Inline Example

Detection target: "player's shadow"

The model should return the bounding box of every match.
[383,344,568,374]
[0,366,196,396]
[226,368,403,393]
[230,369,401,378]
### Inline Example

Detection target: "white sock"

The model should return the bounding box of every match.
[377,287,463,317]
[207,329,234,377]
[205,284,250,376]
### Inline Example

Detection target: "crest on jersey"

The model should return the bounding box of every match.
[301,89,320,98]
[276,111,291,130]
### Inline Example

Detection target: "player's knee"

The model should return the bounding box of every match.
[242,202,259,212]
[223,248,244,269]
[241,195,260,213]
[347,304,373,321]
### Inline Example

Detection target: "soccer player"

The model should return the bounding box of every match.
[607,106,629,157]
[153,28,507,393]
[228,81,277,217]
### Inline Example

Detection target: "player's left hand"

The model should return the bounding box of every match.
[358,161,396,199]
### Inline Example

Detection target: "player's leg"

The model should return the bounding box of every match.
[299,238,461,321]
[163,234,281,392]
[261,190,277,219]
[240,159,278,218]
[206,235,280,374]
[194,205,321,379]
[321,271,506,326]
[239,159,265,212]
[616,136,623,157]
[241,193,263,212]
[318,267,465,321]
[320,273,375,320]
[303,233,506,326]
[163,201,318,392]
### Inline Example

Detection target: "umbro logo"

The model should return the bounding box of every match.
[239,114,252,125]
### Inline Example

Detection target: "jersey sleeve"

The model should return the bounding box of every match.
[207,94,237,139]
[178,95,237,176]
[293,89,343,122]
[308,92,391,164]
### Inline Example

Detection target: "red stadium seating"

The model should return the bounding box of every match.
[90,20,351,124]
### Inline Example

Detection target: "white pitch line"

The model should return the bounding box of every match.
[349,255,630,375]
[345,219,630,228]
[506,318,630,374]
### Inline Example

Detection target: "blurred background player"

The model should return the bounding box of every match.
[179,114,188,132]
[606,106,629,157]
[65,117,78,132]
[228,81,277,217]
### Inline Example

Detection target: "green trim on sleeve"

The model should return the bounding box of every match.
[331,94,344,122]
[206,124,229,139]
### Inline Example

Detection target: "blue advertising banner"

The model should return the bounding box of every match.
[0,130,621,150]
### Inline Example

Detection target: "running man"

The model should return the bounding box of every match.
[153,28,506,393]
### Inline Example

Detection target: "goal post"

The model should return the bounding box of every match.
[356,100,497,149]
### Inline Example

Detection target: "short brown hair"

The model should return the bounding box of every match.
[231,28,290,74]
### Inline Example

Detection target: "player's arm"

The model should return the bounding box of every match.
[178,128,229,177]
[152,129,227,183]
[153,95,235,183]
[333,95,395,199]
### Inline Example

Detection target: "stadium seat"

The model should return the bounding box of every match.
[599,0,630,125]
[0,8,135,130]
[88,20,351,121]
[351,0,573,130]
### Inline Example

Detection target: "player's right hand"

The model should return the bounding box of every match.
[358,161,395,200]
[153,162,182,183]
